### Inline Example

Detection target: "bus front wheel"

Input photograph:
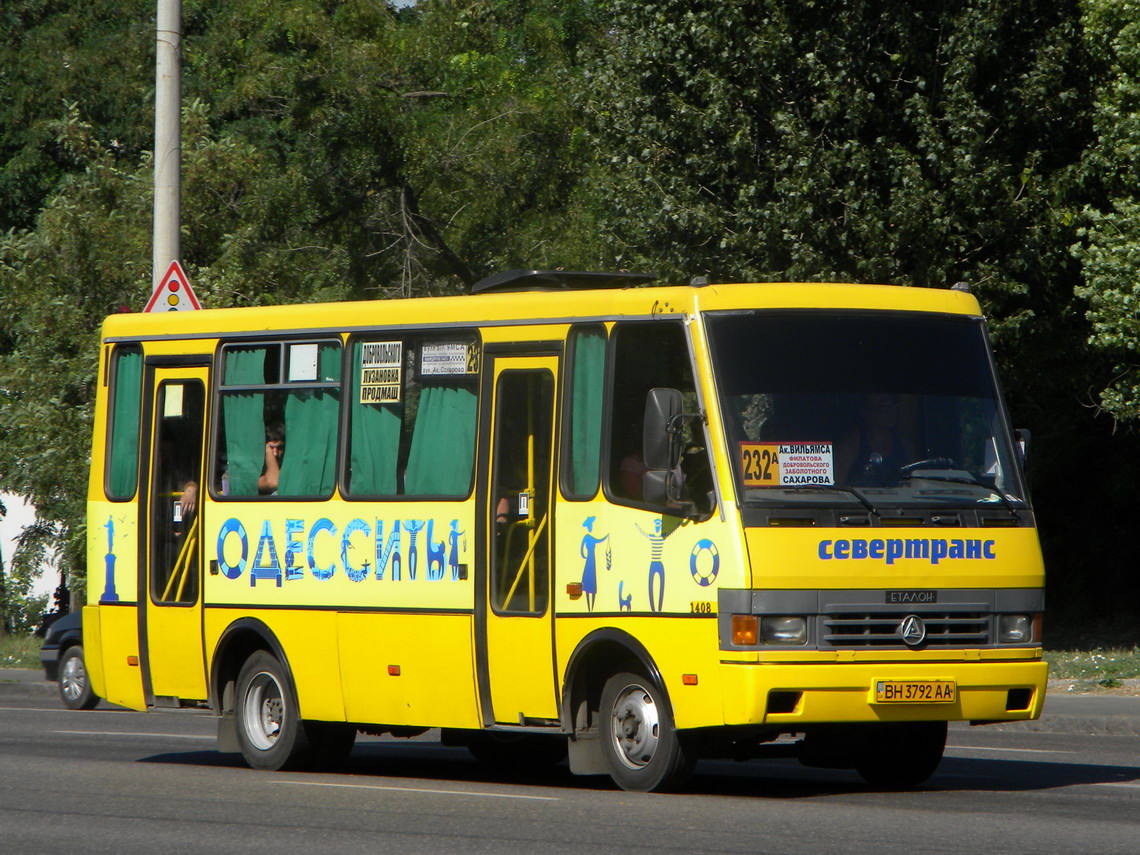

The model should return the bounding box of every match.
[234,650,312,771]
[599,671,693,792]
[853,721,947,787]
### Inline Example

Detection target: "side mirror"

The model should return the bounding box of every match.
[643,469,672,505]
[643,387,683,471]
[1016,427,1031,489]
[1015,427,1031,465]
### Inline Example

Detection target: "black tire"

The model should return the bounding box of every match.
[853,721,947,788]
[58,645,100,711]
[599,671,693,792]
[465,732,567,769]
[234,650,313,771]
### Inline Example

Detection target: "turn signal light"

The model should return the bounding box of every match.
[732,614,759,646]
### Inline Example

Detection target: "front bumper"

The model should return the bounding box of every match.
[720,658,1048,726]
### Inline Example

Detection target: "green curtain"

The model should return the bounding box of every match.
[404,385,477,495]
[278,345,340,496]
[568,327,606,496]
[348,341,401,495]
[221,348,267,497]
[107,348,142,499]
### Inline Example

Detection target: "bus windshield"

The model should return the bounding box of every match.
[705,309,1027,509]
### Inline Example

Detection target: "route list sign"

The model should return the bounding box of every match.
[359,341,402,403]
[739,442,835,486]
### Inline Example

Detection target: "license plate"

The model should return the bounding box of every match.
[874,680,956,704]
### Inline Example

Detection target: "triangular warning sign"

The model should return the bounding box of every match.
[144,260,202,312]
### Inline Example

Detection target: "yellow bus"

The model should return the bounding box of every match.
[83,270,1046,791]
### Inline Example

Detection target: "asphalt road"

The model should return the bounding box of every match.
[2,669,1139,855]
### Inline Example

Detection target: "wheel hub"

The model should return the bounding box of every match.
[61,656,84,701]
[244,671,285,750]
[610,685,661,769]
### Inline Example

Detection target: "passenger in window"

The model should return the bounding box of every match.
[619,448,648,499]
[258,423,285,494]
[159,416,200,519]
[840,393,913,487]
[615,418,647,499]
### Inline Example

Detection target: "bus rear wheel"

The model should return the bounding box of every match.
[235,650,312,771]
[599,671,693,792]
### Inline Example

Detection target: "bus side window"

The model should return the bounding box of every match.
[562,324,607,499]
[214,341,341,499]
[345,334,479,498]
[607,321,711,512]
[106,344,144,500]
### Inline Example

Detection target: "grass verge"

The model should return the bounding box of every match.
[1044,647,1140,689]
[0,633,41,670]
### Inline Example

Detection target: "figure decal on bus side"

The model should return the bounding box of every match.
[636,518,680,613]
[426,520,447,581]
[404,519,425,580]
[374,520,402,581]
[448,520,467,581]
[579,516,611,612]
[618,580,632,612]
[101,516,119,602]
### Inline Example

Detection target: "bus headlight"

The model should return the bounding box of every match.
[761,616,807,645]
[998,614,1034,643]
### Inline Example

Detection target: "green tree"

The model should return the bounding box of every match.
[1,0,604,603]
[0,0,153,231]
[0,108,152,603]
[180,0,602,299]
[578,0,1140,629]
[1074,0,1140,423]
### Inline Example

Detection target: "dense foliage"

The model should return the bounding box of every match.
[1,0,1138,635]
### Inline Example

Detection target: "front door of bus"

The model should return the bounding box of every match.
[480,355,559,725]
[140,363,208,704]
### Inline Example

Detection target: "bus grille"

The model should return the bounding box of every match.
[821,612,991,648]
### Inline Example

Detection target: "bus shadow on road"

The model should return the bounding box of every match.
[681,754,1140,798]
[137,740,1140,799]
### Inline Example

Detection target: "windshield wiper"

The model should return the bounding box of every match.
[775,484,880,516]
[898,469,1021,515]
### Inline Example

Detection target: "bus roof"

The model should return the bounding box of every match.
[101,280,984,343]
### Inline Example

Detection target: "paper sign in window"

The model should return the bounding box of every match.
[359,341,402,404]
[740,442,834,486]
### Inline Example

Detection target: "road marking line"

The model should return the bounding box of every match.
[947,745,1074,754]
[1092,782,1140,790]
[272,781,559,801]
[51,730,212,740]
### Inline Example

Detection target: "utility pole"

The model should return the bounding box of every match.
[153,0,181,291]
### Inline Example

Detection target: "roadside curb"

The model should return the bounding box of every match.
[0,671,56,699]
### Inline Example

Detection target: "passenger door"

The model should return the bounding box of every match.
[477,353,559,725]
[140,361,209,704]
